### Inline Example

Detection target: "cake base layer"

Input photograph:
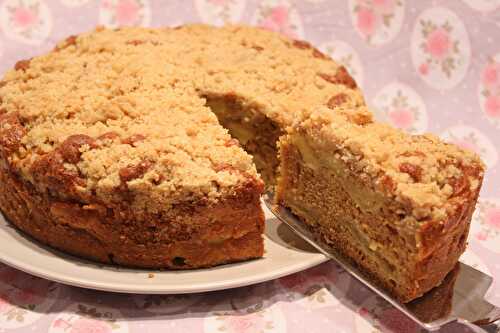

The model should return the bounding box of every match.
[0,167,265,269]
[277,141,475,302]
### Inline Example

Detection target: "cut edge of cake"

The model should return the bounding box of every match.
[276,108,485,302]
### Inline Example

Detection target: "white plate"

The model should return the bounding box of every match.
[0,202,328,294]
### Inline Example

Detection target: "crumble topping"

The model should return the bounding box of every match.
[293,108,485,221]
[0,24,368,211]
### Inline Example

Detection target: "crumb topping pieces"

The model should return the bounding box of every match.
[318,66,357,89]
[399,163,423,183]
[59,134,98,164]
[119,160,153,183]
[327,93,348,109]
[295,109,485,221]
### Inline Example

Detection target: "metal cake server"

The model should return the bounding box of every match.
[263,192,500,332]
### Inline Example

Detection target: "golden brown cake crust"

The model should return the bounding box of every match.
[0,164,264,268]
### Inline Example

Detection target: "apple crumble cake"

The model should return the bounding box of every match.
[0,23,484,299]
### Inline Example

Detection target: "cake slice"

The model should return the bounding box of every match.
[276,109,485,302]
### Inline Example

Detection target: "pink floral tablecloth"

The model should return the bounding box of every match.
[0,1,499,332]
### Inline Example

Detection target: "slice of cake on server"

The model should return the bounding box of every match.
[276,108,485,302]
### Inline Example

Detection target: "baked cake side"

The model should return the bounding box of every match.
[0,29,267,268]
[0,163,264,268]
[0,106,265,269]
[276,109,484,302]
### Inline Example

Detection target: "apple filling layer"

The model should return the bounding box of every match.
[205,96,282,185]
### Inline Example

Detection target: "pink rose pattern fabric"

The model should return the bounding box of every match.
[350,0,404,46]
[0,1,499,332]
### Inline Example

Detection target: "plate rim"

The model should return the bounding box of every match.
[0,210,329,294]
[0,245,329,294]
